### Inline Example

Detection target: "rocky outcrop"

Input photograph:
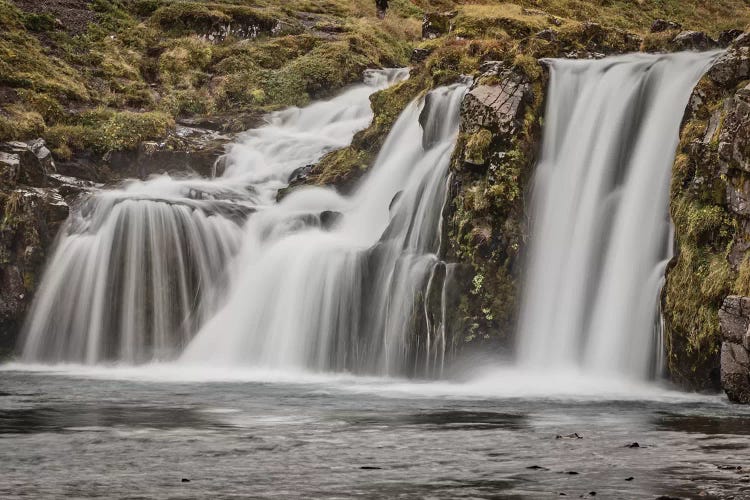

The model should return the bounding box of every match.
[663,32,750,394]
[0,139,73,357]
[109,126,233,180]
[438,61,543,355]
[719,296,750,403]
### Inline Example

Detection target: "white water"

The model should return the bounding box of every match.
[183,84,467,376]
[21,68,408,364]
[517,52,722,380]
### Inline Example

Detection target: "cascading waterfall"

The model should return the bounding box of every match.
[21,68,408,364]
[182,83,467,376]
[517,51,722,380]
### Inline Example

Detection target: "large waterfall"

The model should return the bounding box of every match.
[517,52,721,380]
[21,68,409,364]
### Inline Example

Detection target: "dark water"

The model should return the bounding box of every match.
[1,366,750,499]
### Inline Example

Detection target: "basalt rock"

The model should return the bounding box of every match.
[719,296,750,403]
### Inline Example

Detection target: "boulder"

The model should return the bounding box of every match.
[0,152,20,186]
[0,141,50,187]
[422,11,455,39]
[719,29,745,48]
[650,19,682,33]
[719,296,750,403]
[460,65,532,139]
[708,46,750,87]
[672,31,717,51]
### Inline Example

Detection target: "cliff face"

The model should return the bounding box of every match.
[663,36,750,397]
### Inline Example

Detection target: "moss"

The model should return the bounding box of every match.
[465,129,493,165]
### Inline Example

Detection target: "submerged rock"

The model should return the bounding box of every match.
[719,296,750,403]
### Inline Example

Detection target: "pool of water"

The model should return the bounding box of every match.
[1,364,749,499]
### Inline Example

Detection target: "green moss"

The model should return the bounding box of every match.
[465,129,493,165]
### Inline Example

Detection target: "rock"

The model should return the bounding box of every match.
[625,442,640,448]
[27,139,55,173]
[716,83,750,172]
[410,47,432,64]
[719,296,750,403]
[0,153,20,187]
[672,31,717,51]
[708,46,750,87]
[650,19,682,33]
[109,125,232,179]
[0,141,49,187]
[460,65,532,140]
[319,210,342,229]
[288,164,313,184]
[719,29,745,48]
[422,11,455,39]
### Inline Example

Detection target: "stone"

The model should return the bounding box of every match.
[288,164,313,184]
[672,31,717,51]
[422,11,455,39]
[650,19,682,33]
[0,152,20,186]
[719,29,745,48]
[716,83,750,172]
[109,125,232,179]
[0,141,48,187]
[719,295,750,403]
[27,139,55,173]
[708,46,750,87]
[460,67,531,139]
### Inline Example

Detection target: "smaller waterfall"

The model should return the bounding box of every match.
[517,52,721,380]
[182,84,467,376]
[21,68,408,364]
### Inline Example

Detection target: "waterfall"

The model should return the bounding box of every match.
[182,84,467,376]
[21,68,409,364]
[517,52,721,380]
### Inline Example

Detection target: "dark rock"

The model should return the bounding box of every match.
[672,31,717,51]
[0,153,20,187]
[527,465,549,470]
[625,442,640,448]
[650,19,682,33]
[359,466,382,470]
[556,433,583,439]
[410,47,432,64]
[288,164,313,185]
[181,478,190,483]
[719,29,745,48]
[0,141,49,187]
[109,126,232,179]
[422,11,455,39]
[719,295,750,403]
[625,477,634,481]
[320,210,342,230]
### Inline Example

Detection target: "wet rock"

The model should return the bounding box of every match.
[650,19,682,33]
[556,433,583,439]
[625,442,640,448]
[320,210,342,230]
[672,31,717,51]
[719,295,750,403]
[181,478,190,483]
[359,466,382,470]
[422,11,455,39]
[288,164,313,185]
[625,477,634,481]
